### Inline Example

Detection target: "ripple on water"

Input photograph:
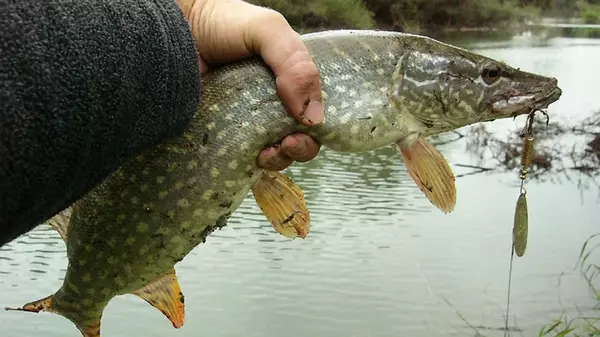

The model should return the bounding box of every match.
[0,225,67,285]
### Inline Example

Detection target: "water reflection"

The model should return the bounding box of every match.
[455,110,600,195]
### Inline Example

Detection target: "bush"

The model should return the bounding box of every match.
[249,0,374,29]
[580,4,600,23]
[249,0,597,34]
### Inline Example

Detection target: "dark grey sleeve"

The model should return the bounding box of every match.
[0,0,201,245]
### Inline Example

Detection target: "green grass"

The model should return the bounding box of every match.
[539,234,600,337]
[578,0,600,24]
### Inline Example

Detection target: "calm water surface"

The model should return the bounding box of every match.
[1,32,599,337]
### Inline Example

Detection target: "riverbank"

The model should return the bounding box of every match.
[248,0,600,37]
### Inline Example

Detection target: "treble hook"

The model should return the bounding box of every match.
[521,109,550,138]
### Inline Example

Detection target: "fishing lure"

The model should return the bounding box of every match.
[513,115,534,257]
[504,109,549,336]
[513,109,548,257]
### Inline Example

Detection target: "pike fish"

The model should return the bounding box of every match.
[6,30,562,336]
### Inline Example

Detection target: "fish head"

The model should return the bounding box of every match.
[389,35,562,135]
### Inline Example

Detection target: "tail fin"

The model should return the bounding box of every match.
[6,294,102,337]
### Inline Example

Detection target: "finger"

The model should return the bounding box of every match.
[183,0,324,126]
[246,11,324,126]
[198,56,210,74]
[276,60,323,126]
[281,134,321,163]
[257,144,294,171]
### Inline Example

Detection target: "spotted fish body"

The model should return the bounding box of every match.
[8,30,562,336]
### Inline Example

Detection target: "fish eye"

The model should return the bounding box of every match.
[481,64,502,85]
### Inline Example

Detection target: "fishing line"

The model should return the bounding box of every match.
[504,242,515,337]
[504,179,527,336]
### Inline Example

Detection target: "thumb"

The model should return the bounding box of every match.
[244,9,324,126]
[176,0,324,126]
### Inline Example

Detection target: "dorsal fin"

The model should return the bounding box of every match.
[47,207,73,241]
[251,171,311,239]
[130,267,185,328]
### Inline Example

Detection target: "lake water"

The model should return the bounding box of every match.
[1,30,599,337]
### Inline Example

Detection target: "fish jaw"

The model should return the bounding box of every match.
[489,75,561,119]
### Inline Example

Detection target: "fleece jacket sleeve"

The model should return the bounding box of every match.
[0,0,201,245]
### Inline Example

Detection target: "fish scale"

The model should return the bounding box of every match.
[6,30,562,336]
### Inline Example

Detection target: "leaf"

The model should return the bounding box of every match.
[554,327,575,337]
[541,320,564,336]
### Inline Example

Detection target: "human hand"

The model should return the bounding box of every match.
[176,0,323,171]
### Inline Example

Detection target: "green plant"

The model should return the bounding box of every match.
[581,7,600,24]
[539,234,600,337]
[249,0,546,32]
[248,0,374,29]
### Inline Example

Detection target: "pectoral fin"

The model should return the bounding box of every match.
[131,267,185,329]
[251,171,311,239]
[397,135,456,213]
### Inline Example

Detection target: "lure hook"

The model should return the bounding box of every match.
[521,109,550,137]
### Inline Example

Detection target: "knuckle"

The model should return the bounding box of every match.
[253,8,290,31]
[283,70,318,100]
[291,61,319,84]
[261,8,287,23]
[258,146,293,171]
[267,10,288,26]
[256,154,271,169]
[270,157,292,171]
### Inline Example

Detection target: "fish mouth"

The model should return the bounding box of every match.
[533,86,562,110]
[492,85,562,119]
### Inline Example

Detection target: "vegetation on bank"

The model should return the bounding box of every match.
[579,1,600,24]
[248,0,600,33]
[537,0,600,23]
[539,234,599,337]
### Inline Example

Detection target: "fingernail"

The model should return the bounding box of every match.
[303,100,324,125]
